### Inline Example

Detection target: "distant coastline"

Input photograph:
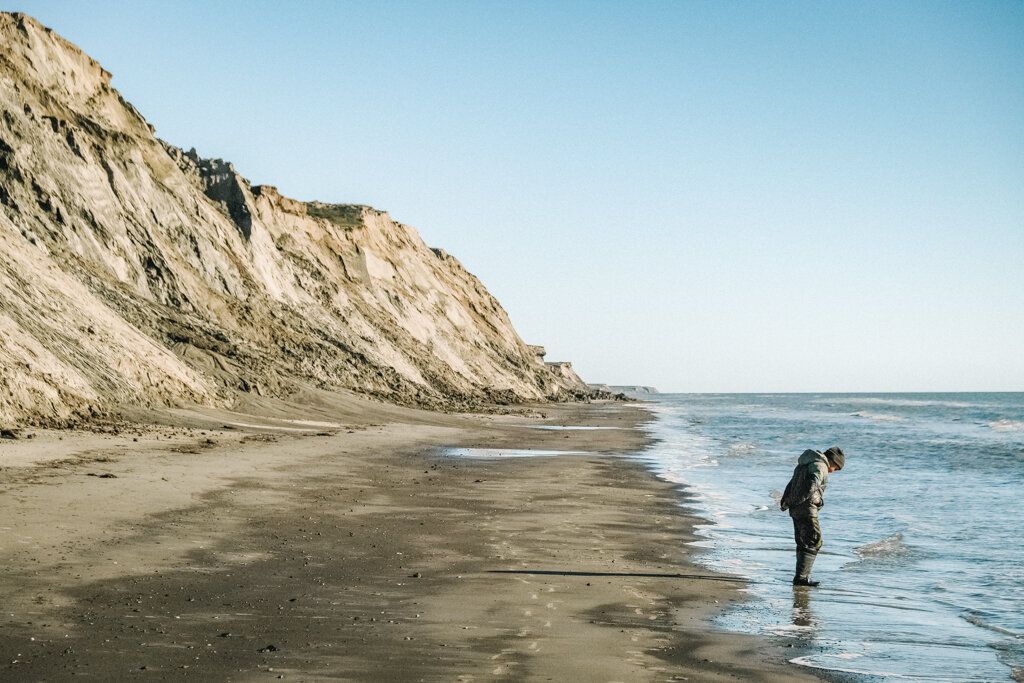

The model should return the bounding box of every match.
[589,384,660,395]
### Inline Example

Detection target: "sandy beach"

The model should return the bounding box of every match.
[0,393,820,681]
[2,6,1017,681]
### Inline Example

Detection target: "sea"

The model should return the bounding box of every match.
[632,393,1024,682]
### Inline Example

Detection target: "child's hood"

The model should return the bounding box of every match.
[798,449,829,467]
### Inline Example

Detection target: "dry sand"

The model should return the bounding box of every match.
[0,395,821,681]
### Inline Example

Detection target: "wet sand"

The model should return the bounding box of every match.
[0,393,820,681]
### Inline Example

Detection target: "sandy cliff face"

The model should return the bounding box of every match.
[0,13,585,426]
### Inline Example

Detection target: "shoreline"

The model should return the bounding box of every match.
[0,393,821,680]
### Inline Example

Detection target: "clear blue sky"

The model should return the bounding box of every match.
[17,1,1024,391]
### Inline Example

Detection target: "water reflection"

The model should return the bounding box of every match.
[792,586,818,632]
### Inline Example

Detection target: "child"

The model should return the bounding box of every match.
[780,446,845,587]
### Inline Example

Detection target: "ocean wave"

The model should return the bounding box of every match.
[855,533,910,558]
[962,612,1024,639]
[850,411,906,422]
[726,442,758,453]
[989,419,1024,432]
[814,397,976,408]
[646,394,1023,681]
[789,655,942,680]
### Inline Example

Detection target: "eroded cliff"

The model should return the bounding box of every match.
[0,13,587,426]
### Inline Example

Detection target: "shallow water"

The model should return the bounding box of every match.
[633,393,1024,681]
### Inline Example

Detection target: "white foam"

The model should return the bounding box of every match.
[814,397,975,408]
[989,419,1024,432]
[765,624,814,635]
[855,533,909,557]
[789,655,985,681]
[789,656,912,678]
